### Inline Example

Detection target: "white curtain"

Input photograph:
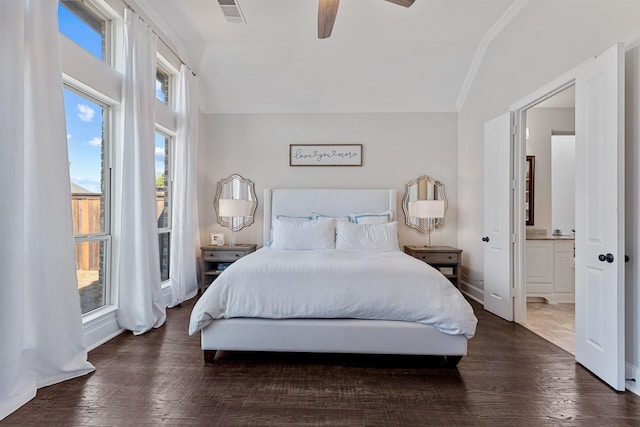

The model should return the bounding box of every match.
[168,65,201,307]
[0,0,94,420]
[114,10,166,335]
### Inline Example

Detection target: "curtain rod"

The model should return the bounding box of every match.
[123,4,197,77]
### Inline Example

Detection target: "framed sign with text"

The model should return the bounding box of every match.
[289,144,363,167]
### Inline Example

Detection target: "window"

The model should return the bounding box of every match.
[58,0,110,64]
[156,131,173,282]
[156,68,170,104]
[59,0,180,321]
[65,87,111,314]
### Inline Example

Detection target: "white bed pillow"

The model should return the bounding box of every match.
[266,215,312,246]
[270,218,336,250]
[311,212,350,222]
[349,210,393,224]
[336,221,399,251]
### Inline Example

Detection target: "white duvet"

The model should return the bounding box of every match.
[189,248,477,338]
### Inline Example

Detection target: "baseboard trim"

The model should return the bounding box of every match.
[459,279,484,304]
[626,362,639,396]
[83,307,123,351]
[83,285,173,352]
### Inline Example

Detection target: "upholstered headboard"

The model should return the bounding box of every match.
[263,188,397,245]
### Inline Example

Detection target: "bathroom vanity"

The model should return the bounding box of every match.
[525,234,575,304]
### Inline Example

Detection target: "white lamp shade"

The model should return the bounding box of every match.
[408,201,418,217]
[218,199,253,217]
[413,199,445,219]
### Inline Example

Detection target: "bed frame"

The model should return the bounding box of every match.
[201,188,467,365]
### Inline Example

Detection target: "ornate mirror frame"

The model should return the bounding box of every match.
[525,155,535,226]
[401,175,448,233]
[214,174,258,232]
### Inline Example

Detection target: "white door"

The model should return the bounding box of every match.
[483,112,513,321]
[574,43,625,391]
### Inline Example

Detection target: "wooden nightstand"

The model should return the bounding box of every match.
[404,245,462,288]
[200,244,257,292]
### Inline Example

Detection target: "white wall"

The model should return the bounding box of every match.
[625,45,640,394]
[457,0,640,392]
[458,1,640,297]
[525,108,575,235]
[197,112,459,250]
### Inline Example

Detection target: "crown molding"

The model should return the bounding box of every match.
[456,0,529,111]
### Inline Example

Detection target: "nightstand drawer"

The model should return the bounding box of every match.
[200,244,257,293]
[415,252,460,264]
[404,245,462,288]
[203,250,247,262]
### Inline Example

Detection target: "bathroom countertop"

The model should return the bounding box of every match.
[526,235,575,240]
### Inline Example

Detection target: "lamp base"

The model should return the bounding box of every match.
[423,229,433,248]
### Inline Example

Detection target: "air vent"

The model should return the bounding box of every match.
[218,0,246,24]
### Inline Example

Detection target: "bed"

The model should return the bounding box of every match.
[189,188,477,366]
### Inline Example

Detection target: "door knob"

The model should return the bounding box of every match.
[482,236,490,242]
[598,253,614,263]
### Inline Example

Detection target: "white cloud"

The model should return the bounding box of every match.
[156,147,166,162]
[77,104,95,122]
[71,177,101,194]
[155,80,164,99]
[67,133,72,140]
[88,137,102,147]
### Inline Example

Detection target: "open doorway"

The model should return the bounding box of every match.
[519,85,576,354]
[487,43,626,390]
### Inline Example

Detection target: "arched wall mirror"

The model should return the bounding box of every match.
[402,175,448,233]
[214,175,257,244]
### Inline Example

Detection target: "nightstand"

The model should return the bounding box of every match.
[200,244,257,292]
[404,245,462,288]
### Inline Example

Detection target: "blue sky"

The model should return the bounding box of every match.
[59,4,166,193]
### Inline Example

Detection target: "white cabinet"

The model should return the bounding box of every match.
[525,239,574,303]
[553,240,574,294]
[524,241,554,294]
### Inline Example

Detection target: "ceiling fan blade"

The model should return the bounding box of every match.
[385,0,415,7]
[318,0,339,39]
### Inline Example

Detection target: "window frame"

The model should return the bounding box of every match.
[59,0,183,330]
[64,83,114,315]
[58,0,113,66]
[154,54,179,284]
[155,128,175,283]
[156,65,172,105]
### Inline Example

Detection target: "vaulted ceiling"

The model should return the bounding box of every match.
[136,0,516,113]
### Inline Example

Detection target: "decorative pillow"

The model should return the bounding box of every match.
[311,212,351,222]
[276,214,312,221]
[349,210,393,224]
[336,221,399,251]
[270,218,336,250]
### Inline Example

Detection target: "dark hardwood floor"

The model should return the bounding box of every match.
[4,297,640,426]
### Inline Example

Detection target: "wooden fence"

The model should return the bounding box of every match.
[71,194,102,271]
[71,191,166,272]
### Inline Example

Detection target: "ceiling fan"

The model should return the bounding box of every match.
[318,0,415,39]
